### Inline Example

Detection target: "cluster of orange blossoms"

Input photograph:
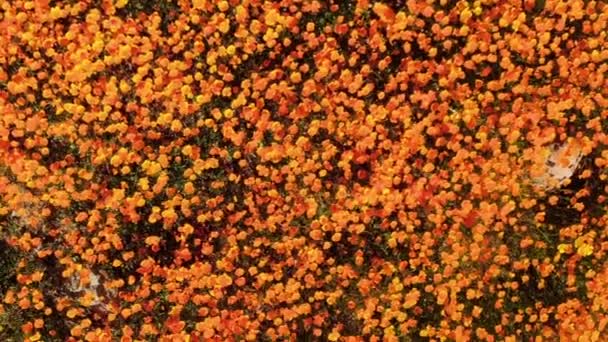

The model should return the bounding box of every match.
[1,0,608,341]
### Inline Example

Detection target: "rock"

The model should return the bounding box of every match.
[534,140,582,189]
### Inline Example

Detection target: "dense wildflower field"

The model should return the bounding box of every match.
[1,0,608,341]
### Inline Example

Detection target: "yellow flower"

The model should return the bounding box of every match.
[192,0,206,10]
[403,289,420,309]
[577,243,593,257]
[218,19,230,33]
[138,177,149,190]
[161,209,177,220]
[110,155,122,167]
[217,1,229,12]
[119,80,131,93]
[171,119,183,132]
[575,236,593,256]
[460,8,473,23]
[79,290,98,307]
[157,113,173,126]
[49,7,63,20]
[142,161,162,177]
[66,308,79,319]
[328,331,340,341]
[115,0,128,9]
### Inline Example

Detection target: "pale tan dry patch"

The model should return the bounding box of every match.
[533,139,583,190]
